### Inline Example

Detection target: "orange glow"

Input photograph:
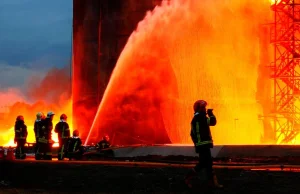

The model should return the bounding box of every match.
[269,0,276,5]
[72,2,102,142]
[87,0,275,145]
[1,100,73,147]
[269,0,283,5]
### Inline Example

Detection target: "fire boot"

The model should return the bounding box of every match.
[208,174,223,189]
[184,169,197,188]
[213,174,223,188]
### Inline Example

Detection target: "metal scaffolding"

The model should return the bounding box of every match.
[270,0,300,143]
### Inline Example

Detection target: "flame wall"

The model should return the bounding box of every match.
[86,0,277,145]
[73,0,276,145]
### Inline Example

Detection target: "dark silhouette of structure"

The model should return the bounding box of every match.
[72,0,165,142]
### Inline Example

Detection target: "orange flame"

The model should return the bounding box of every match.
[1,100,73,147]
[269,0,283,5]
[88,0,274,145]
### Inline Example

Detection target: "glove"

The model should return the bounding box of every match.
[207,109,214,116]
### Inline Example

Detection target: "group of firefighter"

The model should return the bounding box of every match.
[14,99,223,189]
[14,111,111,161]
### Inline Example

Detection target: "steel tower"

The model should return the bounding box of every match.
[270,0,300,143]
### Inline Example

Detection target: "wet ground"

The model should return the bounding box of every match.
[1,160,300,194]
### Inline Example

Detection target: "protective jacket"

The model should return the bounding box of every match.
[97,140,111,150]
[190,111,216,148]
[34,119,43,139]
[44,117,53,140]
[67,137,82,152]
[54,120,70,139]
[38,117,53,143]
[14,120,28,140]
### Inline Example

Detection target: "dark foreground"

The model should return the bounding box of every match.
[1,160,300,194]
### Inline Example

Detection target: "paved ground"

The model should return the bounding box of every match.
[1,160,300,194]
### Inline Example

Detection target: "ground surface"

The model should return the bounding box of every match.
[1,160,300,194]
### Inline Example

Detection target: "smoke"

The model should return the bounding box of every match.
[0,63,72,146]
[0,62,43,91]
[0,61,71,111]
[0,88,26,111]
[25,66,71,104]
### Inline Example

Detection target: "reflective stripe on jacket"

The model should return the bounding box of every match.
[190,112,216,146]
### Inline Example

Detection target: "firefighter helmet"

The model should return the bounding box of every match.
[16,115,24,121]
[73,130,79,137]
[193,100,207,112]
[103,135,109,141]
[36,112,44,120]
[60,114,67,120]
[47,111,55,117]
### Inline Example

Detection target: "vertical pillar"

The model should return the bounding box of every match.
[72,0,101,141]
[73,0,167,144]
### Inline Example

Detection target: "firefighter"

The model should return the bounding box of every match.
[54,114,70,160]
[96,135,111,150]
[185,100,223,189]
[14,115,28,159]
[34,112,45,160]
[96,135,114,157]
[38,111,55,160]
[66,130,84,160]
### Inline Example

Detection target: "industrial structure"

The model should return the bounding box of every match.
[72,0,164,142]
[269,0,300,143]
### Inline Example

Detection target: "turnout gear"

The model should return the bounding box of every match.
[193,100,207,112]
[190,111,216,148]
[47,111,55,118]
[67,136,82,153]
[16,115,24,121]
[14,116,27,159]
[96,135,111,150]
[34,112,45,160]
[185,100,223,189]
[207,109,213,116]
[211,173,223,188]
[66,130,84,160]
[34,112,45,138]
[37,115,54,160]
[190,100,215,148]
[103,135,109,141]
[73,130,79,137]
[36,112,45,120]
[96,135,114,157]
[60,114,67,120]
[54,115,70,160]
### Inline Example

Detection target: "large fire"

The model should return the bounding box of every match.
[87,0,276,145]
[269,0,277,5]
[1,100,73,147]
[2,0,299,147]
[269,0,284,5]
[0,66,72,147]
